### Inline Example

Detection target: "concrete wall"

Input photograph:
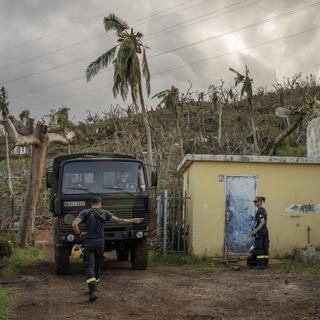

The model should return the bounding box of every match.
[183,161,320,257]
[307,117,320,159]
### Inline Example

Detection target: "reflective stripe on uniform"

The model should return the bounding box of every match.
[257,255,269,259]
[96,278,100,283]
[86,277,96,283]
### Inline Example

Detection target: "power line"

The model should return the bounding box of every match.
[150,1,320,58]
[9,1,317,99]
[0,0,197,70]
[20,25,319,109]
[2,0,258,86]
[152,26,320,77]
[145,0,259,40]
[0,0,144,54]
[0,0,253,72]
[0,0,218,56]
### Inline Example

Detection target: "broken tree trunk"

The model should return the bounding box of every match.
[20,128,48,246]
[1,116,74,247]
[267,115,304,156]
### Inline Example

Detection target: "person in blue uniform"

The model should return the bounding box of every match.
[251,196,269,269]
[72,196,144,302]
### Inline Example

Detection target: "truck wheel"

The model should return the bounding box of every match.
[130,241,148,270]
[55,246,70,275]
[116,249,129,261]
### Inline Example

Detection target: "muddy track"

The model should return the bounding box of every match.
[3,252,319,320]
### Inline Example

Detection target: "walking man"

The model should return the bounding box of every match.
[72,196,144,301]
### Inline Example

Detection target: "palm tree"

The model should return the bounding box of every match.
[86,14,153,169]
[153,85,184,158]
[18,109,30,122]
[229,66,259,154]
[45,108,57,128]
[55,106,70,131]
[0,86,14,197]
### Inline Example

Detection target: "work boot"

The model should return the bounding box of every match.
[89,291,98,302]
[88,281,97,301]
[255,258,266,269]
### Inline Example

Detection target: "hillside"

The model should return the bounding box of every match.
[0,76,319,199]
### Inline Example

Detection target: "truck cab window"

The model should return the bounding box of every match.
[62,161,146,194]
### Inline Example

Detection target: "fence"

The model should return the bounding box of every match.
[156,190,190,255]
[0,198,23,235]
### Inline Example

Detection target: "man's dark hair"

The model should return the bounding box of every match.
[91,196,102,204]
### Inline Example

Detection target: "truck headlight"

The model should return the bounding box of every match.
[136,231,143,239]
[67,234,75,242]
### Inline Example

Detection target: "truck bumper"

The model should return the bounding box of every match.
[58,228,149,244]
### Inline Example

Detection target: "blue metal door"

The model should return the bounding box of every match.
[225,176,256,254]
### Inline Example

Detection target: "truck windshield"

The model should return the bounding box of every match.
[62,161,146,194]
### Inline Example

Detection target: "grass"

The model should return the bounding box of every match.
[149,251,225,272]
[270,259,320,274]
[149,251,320,274]
[0,246,44,319]
[0,288,16,320]
[0,246,44,276]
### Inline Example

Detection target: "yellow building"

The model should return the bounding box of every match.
[177,155,320,257]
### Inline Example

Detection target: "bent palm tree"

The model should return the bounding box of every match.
[0,87,14,197]
[229,66,259,154]
[153,85,184,158]
[86,14,153,169]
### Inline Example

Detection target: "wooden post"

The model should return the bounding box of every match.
[177,192,181,251]
[163,190,168,256]
[156,195,162,236]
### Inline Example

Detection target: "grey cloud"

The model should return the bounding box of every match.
[0,0,319,121]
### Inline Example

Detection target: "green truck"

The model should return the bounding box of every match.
[46,152,157,275]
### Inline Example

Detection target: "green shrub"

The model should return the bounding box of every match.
[0,237,13,260]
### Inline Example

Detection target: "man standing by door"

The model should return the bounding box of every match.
[72,196,144,302]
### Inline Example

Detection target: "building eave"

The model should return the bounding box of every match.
[177,154,320,173]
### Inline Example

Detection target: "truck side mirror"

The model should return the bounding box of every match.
[46,167,53,189]
[151,170,158,187]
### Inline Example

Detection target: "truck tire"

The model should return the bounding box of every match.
[55,246,70,275]
[130,241,148,270]
[116,249,129,261]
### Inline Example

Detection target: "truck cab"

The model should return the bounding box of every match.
[46,153,157,275]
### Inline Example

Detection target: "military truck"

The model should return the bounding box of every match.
[46,152,157,275]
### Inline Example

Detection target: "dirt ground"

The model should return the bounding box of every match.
[2,233,320,320]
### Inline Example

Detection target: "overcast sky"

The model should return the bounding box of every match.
[0,0,319,122]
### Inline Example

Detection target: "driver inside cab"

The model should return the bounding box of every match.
[115,171,135,190]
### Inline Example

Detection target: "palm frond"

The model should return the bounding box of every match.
[152,90,169,99]
[113,61,121,98]
[104,13,128,35]
[86,46,118,81]
[142,48,150,96]
[128,53,141,106]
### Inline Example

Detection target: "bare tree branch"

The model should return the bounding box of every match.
[0,117,40,146]
[47,132,75,145]
[8,115,34,135]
